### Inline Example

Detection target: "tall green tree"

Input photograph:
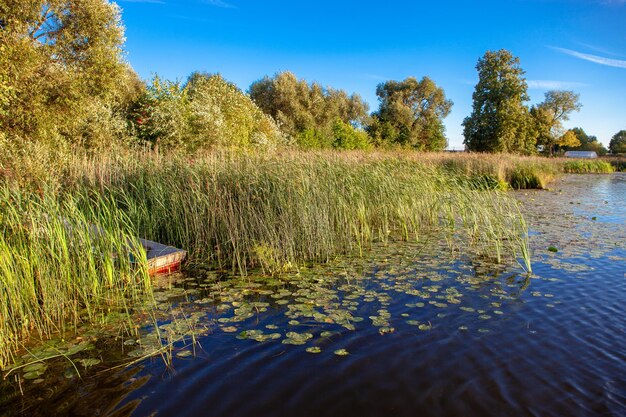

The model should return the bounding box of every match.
[0,0,137,147]
[531,90,581,155]
[249,71,369,148]
[609,130,626,154]
[463,50,536,154]
[369,77,452,151]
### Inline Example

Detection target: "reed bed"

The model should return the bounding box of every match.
[0,187,151,367]
[0,148,540,367]
[561,160,615,174]
[63,151,531,273]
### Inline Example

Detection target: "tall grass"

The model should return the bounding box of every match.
[0,187,151,368]
[0,148,535,367]
[562,160,615,173]
[63,151,532,273]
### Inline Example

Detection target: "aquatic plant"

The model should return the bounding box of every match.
[0,149,534,367]
[65,151,532,275]
[0,187,152,368]
[561,160,615,174]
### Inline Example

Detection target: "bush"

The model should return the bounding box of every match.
[331,119,371,150]
[135,73,287,152]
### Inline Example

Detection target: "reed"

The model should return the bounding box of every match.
[561,160,615,174]
[0,186,152,368]
[64,151,532,272]
[1,148,535,367]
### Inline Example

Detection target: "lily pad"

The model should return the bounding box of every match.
[78,358,101,368]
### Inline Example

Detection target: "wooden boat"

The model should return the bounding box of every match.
[140,238,187,275]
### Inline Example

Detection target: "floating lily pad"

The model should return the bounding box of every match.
[221,326,238,333]
[306,347,321,354]
[379,327,395,335]
[23,362,47,373]
[334,349,349,356]
[78,358,101,368]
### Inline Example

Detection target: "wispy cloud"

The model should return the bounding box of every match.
[576,42,624,58]
[119,0,165,4]
[552,46,626,69]
[527,80,590,89]
[203,0,237,8]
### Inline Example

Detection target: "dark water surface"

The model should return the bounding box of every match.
[3,174,626,417]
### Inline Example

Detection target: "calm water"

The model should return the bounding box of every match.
[2,174,625,417]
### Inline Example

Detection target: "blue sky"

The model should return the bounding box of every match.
[118,0,626,148]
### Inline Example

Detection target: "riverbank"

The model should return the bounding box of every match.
[0,148,615,370]
[2,172,624,417]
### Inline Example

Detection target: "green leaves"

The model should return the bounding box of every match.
[463,49,536,154]
[136,73,285,152]
[370,76,452,151]
[0,0,134,148]
[249,71,370,149]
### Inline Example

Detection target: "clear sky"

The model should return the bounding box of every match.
[117,0,626,148]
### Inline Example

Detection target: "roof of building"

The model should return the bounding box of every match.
[564,151,598,158]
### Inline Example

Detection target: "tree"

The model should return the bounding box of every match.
[463,50,536,154]
[565,127,608,156]
[331,119,371,150]
[556,130,581,148]
[609,130,626,154]
[249,72,369,147]
[135,73,286,151]
[369,77,452,151]
[531,90,581,155]
[0,0,136,147]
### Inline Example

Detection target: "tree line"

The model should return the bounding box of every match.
[1,1,624,155]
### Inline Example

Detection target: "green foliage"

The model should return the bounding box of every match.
[531,90,582,155]
[609,130,626,154]
[331,119,371,150]
[463,50,537,154]
[562,160,614,173]
[0,184,151,368]
[557,130,581,148]
[135,76,191,150]
[249,72,369,145]
[0,0,138,148]
[295,128,332,149]
[565,127,608,156]
[135,73,286,151]
[371,77,452,151]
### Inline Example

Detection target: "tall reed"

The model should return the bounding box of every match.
[0,149,533,367]
[65,151,531,275]
[0,187,151,368]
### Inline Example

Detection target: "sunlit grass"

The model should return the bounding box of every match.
[0,148,539,367]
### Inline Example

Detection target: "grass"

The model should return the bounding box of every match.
[9,147,612,368]
[562,160,615,174]
[0,187,152,368]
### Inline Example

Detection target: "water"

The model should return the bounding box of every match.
[2,174,625,417]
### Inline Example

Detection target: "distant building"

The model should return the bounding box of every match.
[446,146,466,152]
[564,151,598,159]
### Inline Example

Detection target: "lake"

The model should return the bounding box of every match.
[2,173,625,417]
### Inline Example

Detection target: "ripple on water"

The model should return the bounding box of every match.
[2,174,625,417]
